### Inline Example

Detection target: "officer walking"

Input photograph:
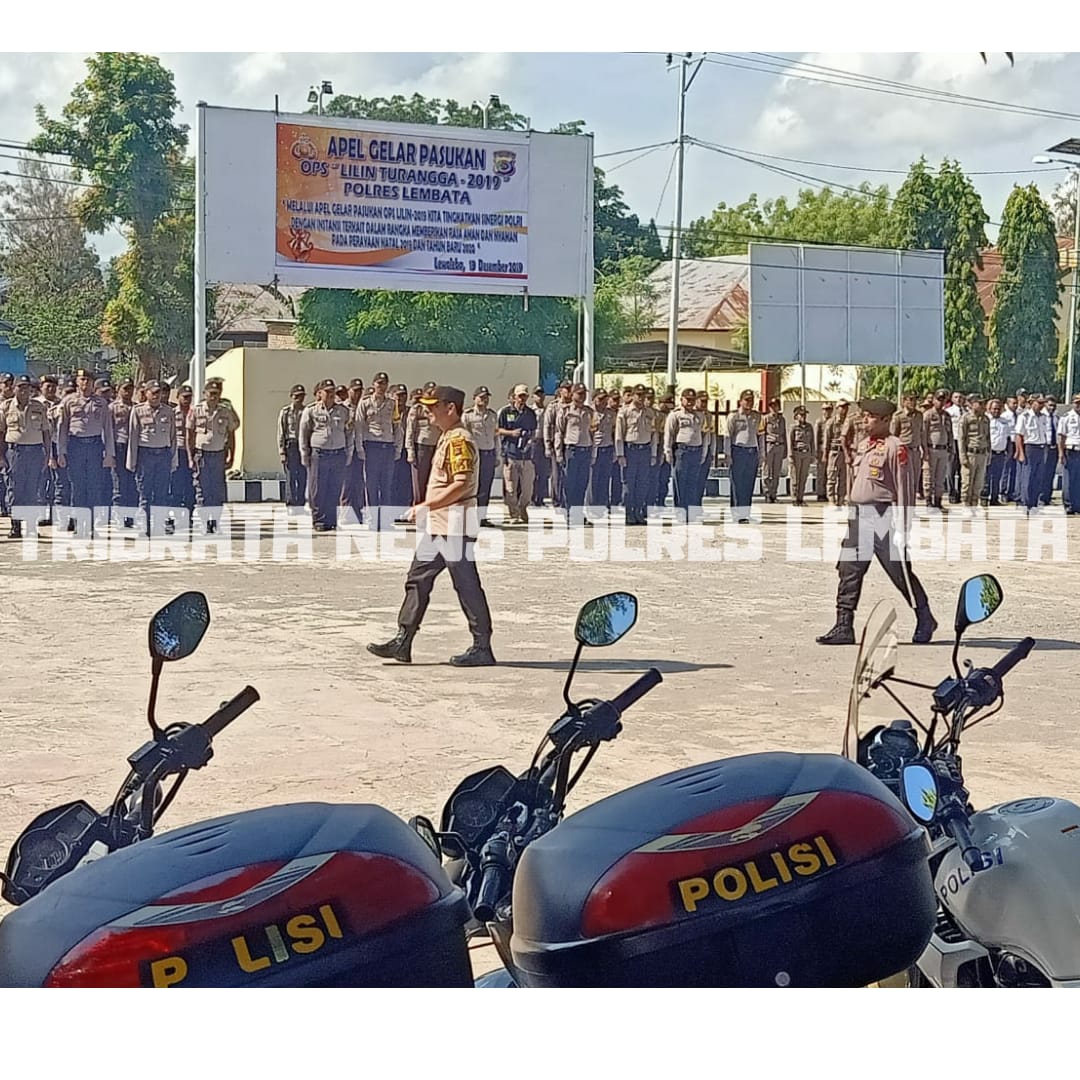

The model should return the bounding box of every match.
[128,380,177,535]
[462,386,499,528]
[299,378,353,531]
[788,405,815,507]
[959,394,990,510]
[110,378,137,527]
[185,376,239,534]
[726,389,763,523]
[615,384,656,526]
[588,387,615,515]
[278,384,308,510]
[56,367,115,534]
[814,402,834,501]
[762,397,787,503]
[555,383,595,525]
[368,385,495,667]
[358,372,400,530]
[0,375,53,538]
[496,384,537,525]
[664,387,704,518]
[817,399,936,647]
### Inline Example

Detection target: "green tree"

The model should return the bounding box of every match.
[0,159,105,365]
[322,92,528,131]
[988,184,1060,392]
[1050,172,1077,238]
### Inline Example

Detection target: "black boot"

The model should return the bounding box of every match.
[816,609,855,646]
[450,640,496,667]
[8,522,21,539]
[367,627,415,664]
[912,607,937,645]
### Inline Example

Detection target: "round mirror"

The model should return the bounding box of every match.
[955,574,1003,636]
[408,816,441,860]
[574,592,638,648]
[149,592,211,662]
[901,763,939,825]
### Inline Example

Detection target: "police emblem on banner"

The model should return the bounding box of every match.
[492,151,517,179]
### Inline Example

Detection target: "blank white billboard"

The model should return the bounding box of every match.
[201,106,592,298]
[749,243,945,367]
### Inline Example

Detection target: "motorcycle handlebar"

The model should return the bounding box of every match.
[473,863,509,923]
[990,637,1035,682]
[941,806,984,874]
[611,668,663,717]
[201,686,260,739]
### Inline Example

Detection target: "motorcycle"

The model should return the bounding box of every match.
[1,590,938,987]
[845,573,1080,988]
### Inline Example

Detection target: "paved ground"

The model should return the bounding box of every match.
[3,500,1078,959]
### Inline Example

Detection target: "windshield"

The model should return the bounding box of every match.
[843,602,899,760]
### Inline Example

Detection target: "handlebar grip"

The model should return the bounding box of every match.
[942,809,985,874]
[991,637,1035,682]
[473,864,509,923]
[201,686,260,739]
[610,668,663,717]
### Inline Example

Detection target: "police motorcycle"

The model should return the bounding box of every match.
[845,574,1080,988]
[0,591,938,987]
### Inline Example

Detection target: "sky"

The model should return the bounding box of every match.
[1,50,1078,265]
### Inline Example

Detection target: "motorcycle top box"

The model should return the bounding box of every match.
[510,751,936,987]
[0,803,472,987]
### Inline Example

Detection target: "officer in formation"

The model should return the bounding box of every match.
[555,383,595,524]
[922,389,954,510]
[185,376,239,535]
[299,378,352,532]
[57,367,115,535]
[788,405,815,507]
[0,375,52,538]
[368,385,495,668]
[357,371,403,530]
[664,387,705,518]
[278,384,308,509]
[111,378,137,528]
[761,396,786,504]
[816,398,937,648]
[726,389,762,523]
[958,395,990,509]
[127,380,177,536]
[615,384,657,526]
[824,399,856,506]
[462,386,499,528]
[814,402,833,502]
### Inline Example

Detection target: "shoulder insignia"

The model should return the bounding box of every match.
[447,435,476,476]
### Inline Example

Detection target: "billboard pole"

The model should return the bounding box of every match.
[895,249,904,405]
[583,133,595,392]
[665,56,692,398]
[192,100,208,403]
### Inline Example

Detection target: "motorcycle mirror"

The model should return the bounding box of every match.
[954,575,1003,638]
[149,592,211,663]
[407,816,442,860]
[574,592,638,648]
[900,763,939,825]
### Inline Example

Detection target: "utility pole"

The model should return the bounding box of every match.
[665,53,705,399]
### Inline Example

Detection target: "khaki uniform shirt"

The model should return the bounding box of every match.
[959,413,991,457]
[462,406,499,452]
[426,423,479,535]
[615,404,657,457]
[591,407,615,450]
[763,411,787,449]
[278,404,304,454]
[58,391,115,459]
[111,399,134,447]
[187,402,240,453]
[543,400,567,457]
[923,407,954,451]
[358,395,400,445]
[128,402,177,472]
[0,397,51,448]
[849,435,913,506]
[556,403,595,455]
[789,420,815,457]
[890,408,924,450]
[815,416,833,458]
[406,403,440,454]
[299,402,353,462]
[664,407,704,458]
[726,410,762,451]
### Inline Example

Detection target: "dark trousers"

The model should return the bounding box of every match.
[309,447,345,529]
[1042,439,1058,504]
[623,444,651,524]
[729,445,758,516]
[609,457,623,507]
[66,436,106,516]
[984,451,1007,504]
[342,455,365,521]
[1004,444,1020,501]
[170,459,195,513]
[550,455,565,509]
[477,448,496,515]
[397,537,493,644]
[194,449,227,523]
[948,446,961,501]
[392,455,412,511]
[563,444,592,516]
[5,444,45,516]
[1022,445,1051,509]
[647,458,662,508]
[673,444,701,514]
[589,445,613,509]
[837,505,929,615]
[113,449,137,519]
[412,443,436,505]
[655,460,672,507]
[284,442,307,506]
[532,442,550,506]
[0,461,8,516]
[136,447,172,534]
[696,450,711,505]
[1065,449,1080,513]
[364,440,396,528]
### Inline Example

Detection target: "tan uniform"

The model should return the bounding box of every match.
[890,408,925,498]
[462,406,499,453]
[789,419,816,505]
[814,413,833,499]
[187,402,239,454]
[358,395,400,447]
[0,397,51,448]
[127,402,177,472]
[762,411,787,501]
[826,414,852,505]
[959,412,991,506]
[57,391,115,460]
[555,403,595,456]
[922,407,954,506]
[426,424,479,535]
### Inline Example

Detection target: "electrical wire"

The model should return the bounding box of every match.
[596,140,676,160]
[605,143,669,174]
[654,144,678,223]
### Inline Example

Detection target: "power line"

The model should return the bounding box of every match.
[605,144,669,174]
[596,140,676,160]
[654,144,678,223]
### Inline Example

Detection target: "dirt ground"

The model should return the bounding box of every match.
[2,500,1078,970]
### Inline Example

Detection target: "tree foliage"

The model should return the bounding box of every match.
[1050,172,1077,239]
[321,92,528,132]
[0,159,105,365]
[988,184,1060,392]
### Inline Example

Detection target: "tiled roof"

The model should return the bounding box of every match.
[645,257,749,332]
[213,283,306,335]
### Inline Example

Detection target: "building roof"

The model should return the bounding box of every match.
[645,257,749,332]
[213,283,307,336]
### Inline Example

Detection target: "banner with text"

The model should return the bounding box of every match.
[275,122,529,287]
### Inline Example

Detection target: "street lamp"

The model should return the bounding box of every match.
[308,80,334,115]
[1034,147,1080,401]
[472,94,501,129]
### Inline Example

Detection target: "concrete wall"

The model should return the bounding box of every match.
[212,348,540,477]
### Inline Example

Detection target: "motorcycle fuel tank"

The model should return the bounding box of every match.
[936,797,1080,982]
[0,803,472,987]
[510,752,937,987]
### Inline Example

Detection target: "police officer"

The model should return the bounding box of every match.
[278,384,308,509]
[556,383,595,525]
[890,392,925,500]
[407,381,441,505]
[391,384,413,512]
[762,397,787,503]
[169,384,196,526]
[653,395,675,507]
[529,385,550,508]
[111,378,137,527]
[186,376,239,534]
[0,375,52,538]
[128,379,176,535]
[588,387,615,515]
[923,389,954,510]
[357,371,403,529]
[814,402,834,502]
[35,374,61,512]
[959,394,990,509]
[300,378,352,531]
[56,367,115,533]
[1015,393,1053,512]
[615,384,656,526]
[695,390,715,511]
[544,382,572,508]
[342,377,367,523]
[726,389,762,523]
[368,385,495,667]
[817,398,936,647]
[788,405,815,507]
[665,387,704,518]
[462,386,499,527]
